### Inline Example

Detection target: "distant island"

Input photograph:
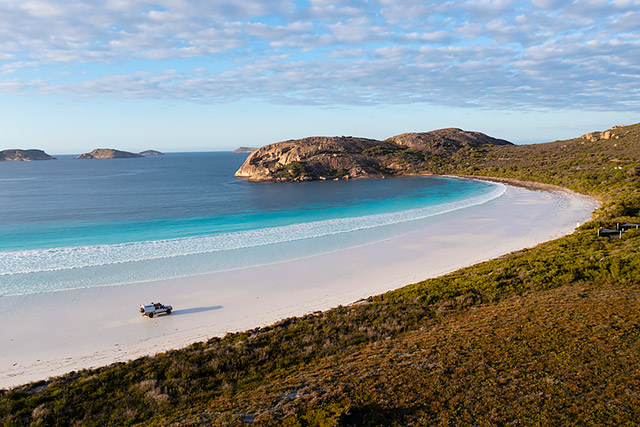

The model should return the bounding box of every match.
[139,150,164,156]
[0,149,55,161]
[76,149,143,159]
[235,128,513,182]
[232,147,258,153]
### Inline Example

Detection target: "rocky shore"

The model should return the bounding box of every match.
[235,128,513,182]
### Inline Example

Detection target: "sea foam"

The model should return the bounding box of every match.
[0,183,504,278]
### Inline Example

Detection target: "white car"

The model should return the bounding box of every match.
[139,302,173,318]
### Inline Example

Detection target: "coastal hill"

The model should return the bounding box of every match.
[235,136,398,181]
[76,149,143,159]
[0,149,55,161]
[138,150,164,156]
[388,128,512,155]
[2,123,640,426]
[232,146,258,153]
[235,128,514,181]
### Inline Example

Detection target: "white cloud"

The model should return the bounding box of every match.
[0,0,637,111]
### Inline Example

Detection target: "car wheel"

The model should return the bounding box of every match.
[148,312,154,318]
[166,309,171,315]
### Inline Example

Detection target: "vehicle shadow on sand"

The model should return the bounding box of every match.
[171,306,223,316]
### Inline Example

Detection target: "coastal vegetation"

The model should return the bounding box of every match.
[2,123,640,425]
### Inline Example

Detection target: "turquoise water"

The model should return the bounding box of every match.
[0,152,503,296]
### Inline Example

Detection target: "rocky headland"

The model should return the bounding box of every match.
[235,128,514,182]
[138,150,164,156]
[0,149,55,161]
[76,149,143,159]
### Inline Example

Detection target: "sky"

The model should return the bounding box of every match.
[0,0,639,154]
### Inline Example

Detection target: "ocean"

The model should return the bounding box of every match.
[0,152,504,296]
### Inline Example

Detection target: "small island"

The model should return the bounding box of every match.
[76,149,143,159]
[232,147,258,153]
[139,150,164,156]
[0,149,55,161]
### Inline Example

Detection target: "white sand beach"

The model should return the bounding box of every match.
[0,183,597,389]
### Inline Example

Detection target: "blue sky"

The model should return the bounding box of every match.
[0,0,639,153]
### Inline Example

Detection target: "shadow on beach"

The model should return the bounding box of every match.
[171,306,223,316]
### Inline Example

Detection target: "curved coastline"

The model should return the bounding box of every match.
[0,179,504,281]
[449,174,600,197]
[0,181,598,389]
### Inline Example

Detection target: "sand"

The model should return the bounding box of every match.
[0,183,597,389]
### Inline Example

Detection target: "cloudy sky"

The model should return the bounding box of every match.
[1,0,639,153]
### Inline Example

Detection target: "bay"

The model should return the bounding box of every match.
[0,152,503,295]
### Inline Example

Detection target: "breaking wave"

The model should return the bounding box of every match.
[0,183,505,277]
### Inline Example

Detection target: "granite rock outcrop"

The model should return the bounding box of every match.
[76,149,143,159]
[235,136,399,181]
[235,129,514,182]
[0,149,55,161]
[389,128,512,155]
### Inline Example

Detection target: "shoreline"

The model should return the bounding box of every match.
[0,183,598,389]
[0,177,504,298]
[239,171,592,200]
[448,174,592,196]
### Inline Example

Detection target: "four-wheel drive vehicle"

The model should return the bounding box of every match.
[140,302,172,318]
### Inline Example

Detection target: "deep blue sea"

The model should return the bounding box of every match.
[0,152,503,296]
